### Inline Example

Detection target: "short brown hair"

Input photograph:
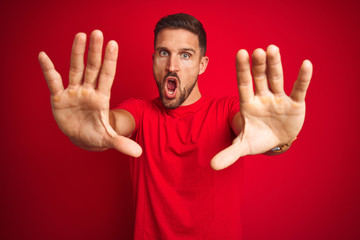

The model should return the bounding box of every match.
[154,13,207,56]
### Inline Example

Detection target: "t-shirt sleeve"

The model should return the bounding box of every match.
[113,98,143,132]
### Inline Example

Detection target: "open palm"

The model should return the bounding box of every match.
[211,45,313,170]
[39,30,141,157]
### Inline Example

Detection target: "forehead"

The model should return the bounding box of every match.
[155,28,200,52]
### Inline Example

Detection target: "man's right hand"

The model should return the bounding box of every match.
[39,30,142,157]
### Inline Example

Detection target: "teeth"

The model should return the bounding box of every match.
[167,78,176,95]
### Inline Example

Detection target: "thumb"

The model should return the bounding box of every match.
[110,135,143,157]
[210,138,246,170]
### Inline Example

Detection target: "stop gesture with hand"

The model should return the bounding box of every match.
[211,45,313,170]
[39,30,142,157]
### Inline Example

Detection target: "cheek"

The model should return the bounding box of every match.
[182,60,200,72]
[181,62,200,78]
[154,57,167,66]
[153,62,164,78]
[181,59,196,67]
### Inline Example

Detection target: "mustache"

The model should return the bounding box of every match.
[164,72,180,81]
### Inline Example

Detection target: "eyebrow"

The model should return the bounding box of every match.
[180,48,196,54]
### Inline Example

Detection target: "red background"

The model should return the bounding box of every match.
[1,0,360,239]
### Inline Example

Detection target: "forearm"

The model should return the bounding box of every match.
[109,109,136,137]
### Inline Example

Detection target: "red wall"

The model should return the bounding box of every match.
[1,0,360,239]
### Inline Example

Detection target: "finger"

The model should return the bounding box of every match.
[110,135,143,158]
[251,48,268,95]
[210,140,243,170]
[290,60,313,102]
[38,51,64,95]
[84,30,104,88]
[98,40,118,94]
[69,32,87,86]
[236,49,254,103]
[266,45,284,95]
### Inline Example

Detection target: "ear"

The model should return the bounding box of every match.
[199,56,209,75]
[152,53,155,61]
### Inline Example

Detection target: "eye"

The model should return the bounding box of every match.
[159,50,169,57]
[181,53,191,59]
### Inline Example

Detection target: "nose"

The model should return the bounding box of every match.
[166,55,179,72]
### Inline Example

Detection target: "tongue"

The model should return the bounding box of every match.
[167,81,176,91]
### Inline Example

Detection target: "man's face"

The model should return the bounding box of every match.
[153,28,209,109]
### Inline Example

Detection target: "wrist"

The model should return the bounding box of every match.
[271,137,297,153]
[69,138,108,152]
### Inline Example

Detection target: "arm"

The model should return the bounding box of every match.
[211,45,312,170]
[110,109,136,138]
[39,30,142,157]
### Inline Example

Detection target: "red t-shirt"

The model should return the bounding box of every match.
[116,96,244,240]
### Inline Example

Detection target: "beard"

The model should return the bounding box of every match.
[155,72,198,109]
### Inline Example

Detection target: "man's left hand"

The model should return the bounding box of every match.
[211,45,313,170]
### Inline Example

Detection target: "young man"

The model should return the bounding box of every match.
[39,13,312,240]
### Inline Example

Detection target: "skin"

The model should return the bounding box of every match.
[211,48,312,170]
[38,29,312,170]
[153,28,209,109]
[38,30,141,157]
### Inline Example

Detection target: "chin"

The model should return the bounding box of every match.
[157,82,187,109]
[160,92,188,109]
[161,97,181,109]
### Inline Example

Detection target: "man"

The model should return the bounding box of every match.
[39,13,312,240]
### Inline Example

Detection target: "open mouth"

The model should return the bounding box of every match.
[165,76,178,98]
[167,78,177,94]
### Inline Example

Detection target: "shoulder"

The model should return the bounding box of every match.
[202,96,239,123]
[114,97,160,111]
[203,95,239,109]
